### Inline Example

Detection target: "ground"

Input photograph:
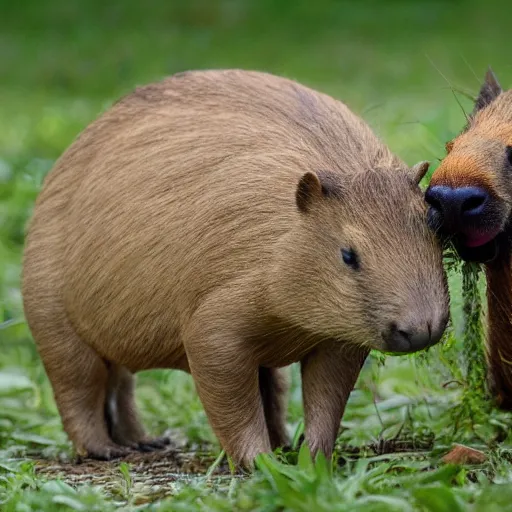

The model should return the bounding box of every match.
[2,1,512,510]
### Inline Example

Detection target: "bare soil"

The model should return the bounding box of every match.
[33,447,232,502]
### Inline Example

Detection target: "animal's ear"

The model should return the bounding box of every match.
[445,140,454,154]
[472,67,502,116]
[410,161,430,185]
[296,171,341,213]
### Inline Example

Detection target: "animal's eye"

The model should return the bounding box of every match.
[506,145,512,166]
[341,248,359,270]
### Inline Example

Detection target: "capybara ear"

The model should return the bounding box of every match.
[296,171,341,213]
[410,161,430,185]
[471,67,502,117]
[445,140,454,154]
[296,172,323,213]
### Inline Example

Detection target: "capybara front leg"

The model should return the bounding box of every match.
[259,367,289,450]
[106,365,170,451]
[301,341,368,460]
[185,330,271,467]
[485,255,512,411]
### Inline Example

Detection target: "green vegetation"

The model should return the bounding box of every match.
[2,0,512,509]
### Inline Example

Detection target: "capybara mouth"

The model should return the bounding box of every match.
[452,233,501,263]
[428,204,505,264]
[463,227,502,248]
[426,188,508,260]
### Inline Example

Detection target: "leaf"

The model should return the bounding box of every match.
[0,461,16,472]
[205,450,225,479]
[254,453,291,495]
[52,495,87,510]
[413,484,465,512]
[292,420,305,450]
[11,433,56,446]
[374,395,416,411]
[297,443,313,470]
[0,372,33,395]
[41,480,78,495]
[355,494,415,512]
[417,464,462,485]
[314,451,332,479]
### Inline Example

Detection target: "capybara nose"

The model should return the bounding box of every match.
[384,318,446,354]
[425,185,489,231]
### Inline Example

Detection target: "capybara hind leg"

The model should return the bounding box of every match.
[106,365,170,452]
[40,326,131,460]
[301,342,368,460]
[259,367,289,450]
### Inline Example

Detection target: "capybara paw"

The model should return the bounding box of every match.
[80,444,133,461]
[269,433,291,451]
[137,436,171,452]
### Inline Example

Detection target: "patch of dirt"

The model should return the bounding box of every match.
[33,447,233,502]
[30,436,438,502]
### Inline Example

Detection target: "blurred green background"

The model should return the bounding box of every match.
[2,0,512,509]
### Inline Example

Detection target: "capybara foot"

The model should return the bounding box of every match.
[137,436,171,452]
[79,443,134,461]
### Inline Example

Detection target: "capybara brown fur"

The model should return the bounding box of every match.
[22,69,449,466]
[425,68,512,410]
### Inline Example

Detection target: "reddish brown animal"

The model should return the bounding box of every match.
[22,69,449,466]
[425,69,512,409]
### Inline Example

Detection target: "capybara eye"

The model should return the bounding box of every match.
[506,145,512,166]
[341,248,359,270]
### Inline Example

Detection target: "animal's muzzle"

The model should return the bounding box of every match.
[424,184,506,263]
[425,185,489,234]
[382,315,448,354]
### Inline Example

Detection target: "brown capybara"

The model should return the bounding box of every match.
[22,69,449,466]
[425,68,512,410]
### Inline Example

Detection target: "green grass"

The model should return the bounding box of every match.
[3,0,512,509]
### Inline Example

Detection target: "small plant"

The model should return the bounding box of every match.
[117,462,133,501]
[452,261,491,435]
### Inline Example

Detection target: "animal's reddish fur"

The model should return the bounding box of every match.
[430,69,512,408]
[429,153,497,190]
[430,118,512,193]
[486,244,512,409]
[22,69,448,465]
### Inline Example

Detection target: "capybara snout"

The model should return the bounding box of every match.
[22,69,448,466]
[382,314,448,354]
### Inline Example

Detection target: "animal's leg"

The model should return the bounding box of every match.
[301,341,368,460]
[258,366,289,450]
[486,256,512,410]
[184,325,271,466]
[38,323,132,460]
[106,365,170,451]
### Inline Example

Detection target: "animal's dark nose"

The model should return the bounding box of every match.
[425,185,489,230]
[383,320,445,354]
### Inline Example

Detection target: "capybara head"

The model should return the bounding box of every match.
[270,162,449,354]
[425,69,512,263]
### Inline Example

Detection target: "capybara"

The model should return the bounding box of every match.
[22,69,449,466]
[425,68,512,410]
